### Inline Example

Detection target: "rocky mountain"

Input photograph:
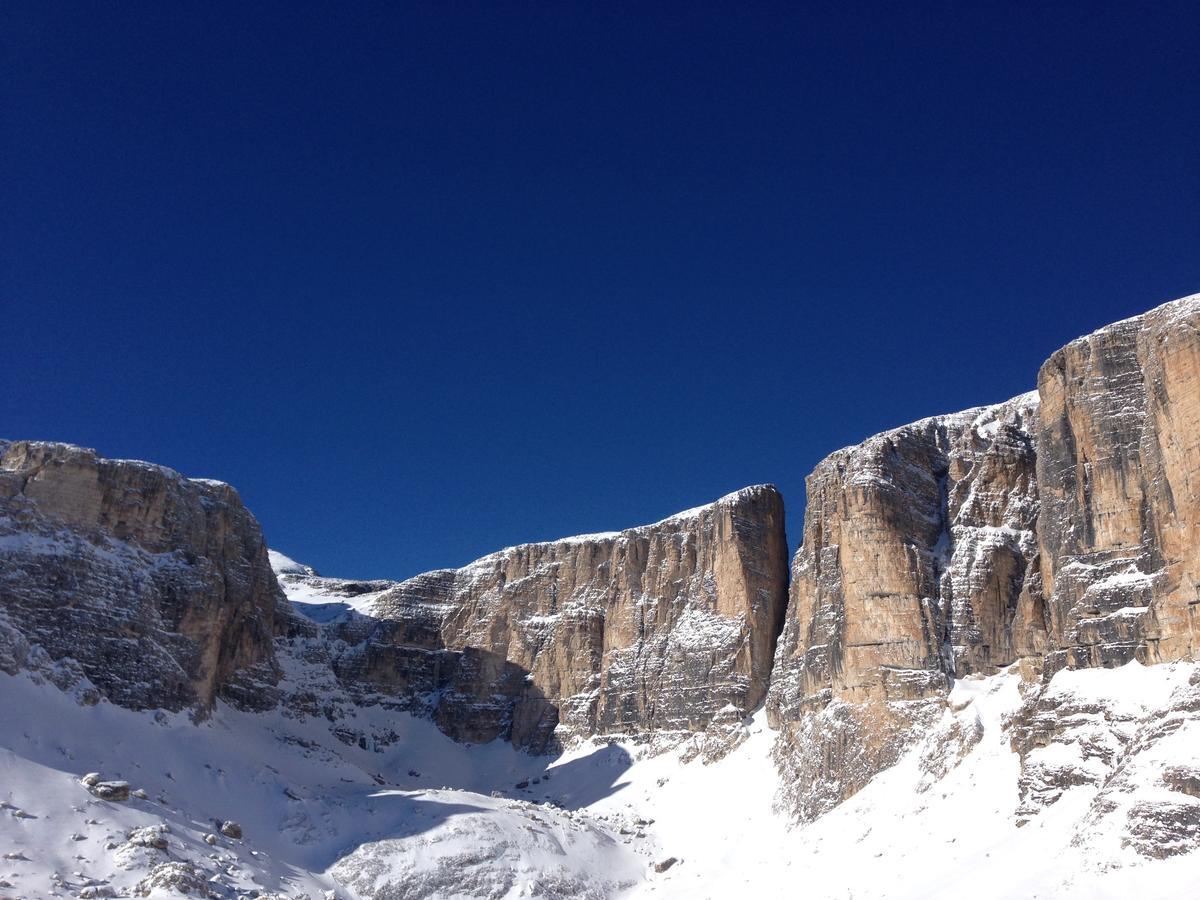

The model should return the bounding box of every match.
[766,392,1041,817]
[0,440,281,713]
[1036,297,1200,673]
[323,485,788,752]
[2,293,1200,898]
[767,292,1200,826]
[0,441,787,757]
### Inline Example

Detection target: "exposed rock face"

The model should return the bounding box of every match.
[0,441,281,711]
[1007,662,1200,858]
[325,486,789,750]
[768,293,1200,823]
[765,395,1040,816]
[1036,295,1200,674]
[768,393,1041,816]
[768,393,1039,723]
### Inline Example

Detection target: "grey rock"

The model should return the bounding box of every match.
[0,441,283,713]
[90,781,130,802]
[219,820,242,839]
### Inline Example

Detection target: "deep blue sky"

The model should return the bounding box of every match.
[3,3,1198,579]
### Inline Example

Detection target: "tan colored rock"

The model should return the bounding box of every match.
[768,393,1039,722]
[765,395,1038,818]
[768,292,1200,824]
[1036,293,1200,673]
[0,441,282,711]
[333,485,788,749]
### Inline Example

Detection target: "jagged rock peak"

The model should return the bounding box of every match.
[0,440,282,712]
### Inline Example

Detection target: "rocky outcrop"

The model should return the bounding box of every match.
[768,393,1040,722]
[1036,295,1200,674]
[0,441,282,712]
[767,292,1200,823]
[323,485,789,750]
[1007,661,1200,858]
[764,395,1040,816]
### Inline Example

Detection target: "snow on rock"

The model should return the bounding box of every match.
[268,549,317,576]
[131,861,211,897]
[1,658,1199,898]
[0,441,282,713]
[1008,660,1200,863]
[270,550,396,622]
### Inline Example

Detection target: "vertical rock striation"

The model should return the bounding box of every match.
[0,441,282,711]
[768,292,1200,823]
[765,394,1040,817]
[328,485,789,750]
[1036,295,1200,674]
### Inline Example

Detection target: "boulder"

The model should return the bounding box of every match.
[219,820,242,839]
[91,781,130,802]
[132,862,211,897]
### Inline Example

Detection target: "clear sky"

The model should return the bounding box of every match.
[3,2,1197,579]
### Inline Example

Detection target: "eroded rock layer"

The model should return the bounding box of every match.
[768,293,1200,822]
[329,485,789,750]
[0,440,282,711]
[764,394,1040,816]
[1036,296,1200,673]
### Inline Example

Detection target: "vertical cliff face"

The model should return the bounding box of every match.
[768,293,1200,823]
[330,485,789,750]
[0,441,281,711]
[1036,295,1200,674]
[765,395,1040,817]
[768,393,1040,720]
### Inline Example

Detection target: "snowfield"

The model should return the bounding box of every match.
[3,658,1199,899]
[1,559,1197,898]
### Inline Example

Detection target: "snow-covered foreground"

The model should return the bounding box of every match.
[3,656,1199,899]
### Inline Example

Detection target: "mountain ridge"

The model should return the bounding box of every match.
[3,291,1200,897]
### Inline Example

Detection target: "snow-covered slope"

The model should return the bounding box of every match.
[3,658,1198,899]
[269,551,396,623]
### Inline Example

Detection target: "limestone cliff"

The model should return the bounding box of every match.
[0,440,788,752]
[1036,295,1200,674]
[766,394,1040,816]
[0,441,282,712]
[768,292,1200,823]
[325,485,789,751]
